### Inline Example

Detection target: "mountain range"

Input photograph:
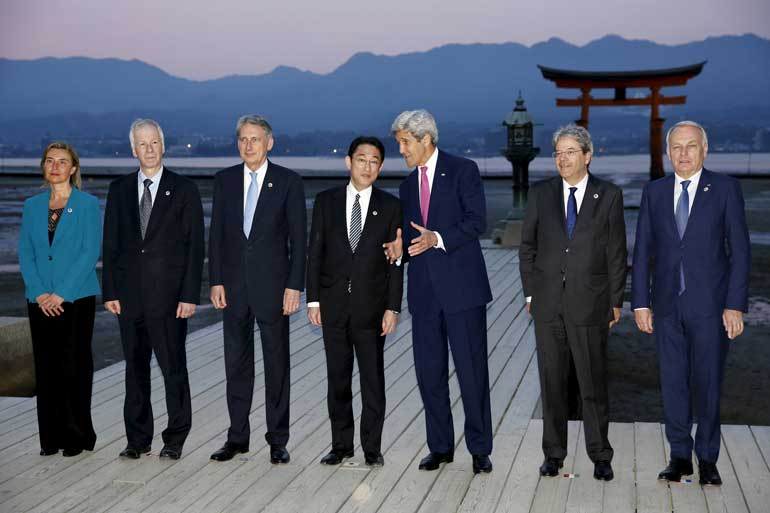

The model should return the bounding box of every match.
[1,34,769,150]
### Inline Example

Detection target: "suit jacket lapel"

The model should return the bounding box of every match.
[662,175,679,240]
[50,189,77,249]
[127,171,143,241]
[428,151,451,228]
[358,187,381,249]
[333,187,351,253]
[683,168,713,240]
[574,174,599,235]
[248,161,275,239]
[143,169,176,241]
[552,177,567,237]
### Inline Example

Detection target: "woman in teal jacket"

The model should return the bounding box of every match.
[18,142,101,457]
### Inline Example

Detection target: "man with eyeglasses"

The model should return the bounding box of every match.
[632,121,750,486]
[519,124,627,481]
[208,114,307,464]
[306,136,403,467]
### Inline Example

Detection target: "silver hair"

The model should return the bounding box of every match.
[391,109,439,145]
[666,120,708,148]
[236,114,273,138]
[552,124,593,154]
[129,119,165,153]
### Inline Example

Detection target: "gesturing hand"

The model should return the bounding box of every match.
[382,228,403,264]
[407,221,438,257]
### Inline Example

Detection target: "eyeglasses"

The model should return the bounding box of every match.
[353,157,381,168]
[551,149,583,159]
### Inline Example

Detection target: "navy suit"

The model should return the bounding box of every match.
[400,150,493,456]
[208,161,306,447]
[632,168,750,463]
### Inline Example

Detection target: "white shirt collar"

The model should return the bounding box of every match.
[243,159,268,177]
[675,168,702,190]
[422,147,439,172]
[562,172,588,193]
[347,182,373,200]
[138,165,164,185]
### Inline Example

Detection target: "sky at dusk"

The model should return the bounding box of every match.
[2,0,769,80]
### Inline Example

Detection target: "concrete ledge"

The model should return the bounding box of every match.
[0,317,35,397]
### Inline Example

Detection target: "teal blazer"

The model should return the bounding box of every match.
[18,188,102,302]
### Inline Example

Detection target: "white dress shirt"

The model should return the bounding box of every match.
[562,172,589,216]
[674,169,702,215]
[307,182,373,309]
[137,166,164,206]
[243,160,268,211]
[417,147,446,251]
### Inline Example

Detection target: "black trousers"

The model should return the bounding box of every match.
[534,313,613,463]
[322,321,386,455]
[118,314,191,449]
[223,303,290,447]
[28,296,97,453]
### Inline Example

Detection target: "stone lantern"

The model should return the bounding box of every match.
[501,92,540,197]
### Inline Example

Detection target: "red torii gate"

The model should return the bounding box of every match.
[538,62,705,180]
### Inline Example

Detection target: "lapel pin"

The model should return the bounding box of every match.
[440,172,446,177]
[593,193,599,199]
[67,207,72,213]
[372,211,378,216]
[165,190,171,196]
[703,185,710,192]
[267,182,273,188]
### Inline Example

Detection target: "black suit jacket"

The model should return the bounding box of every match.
[102,168,205,319]
[306,186,403,329]
[208,161,307,322]
[519,173,627,325]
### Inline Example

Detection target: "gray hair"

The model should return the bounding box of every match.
[391,109,439,145]
[129,118,165,153]
[552,124,593,154]
[236,114,273,138]
[666,120,708,148]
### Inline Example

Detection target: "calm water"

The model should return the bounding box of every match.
[1,154,769,266]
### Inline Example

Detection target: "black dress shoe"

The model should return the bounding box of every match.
[159,446,182,460]
[698,462,722,486]
[539,457,563,477]
[418,452,453,471]
[270,445,290,464]
[593,460,614,481]
[119,445,151,459]
[365,452,384,467]
[210,442,249,462]
[472,454,493,474]
[62,448,83,457]
[658,458,693,481]
[320,449,354,465]
[40,448,58,456]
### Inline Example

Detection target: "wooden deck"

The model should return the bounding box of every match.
[1,247,769,513]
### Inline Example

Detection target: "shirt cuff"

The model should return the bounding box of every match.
[307,302,320,308]
[395,256,402,267]
[434,231,446,252]
[633,307,650,311]
[526,296,532,303]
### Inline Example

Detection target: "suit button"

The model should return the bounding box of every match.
[140,249,145,254]
[48,256,52,261]
[680,244,685,249]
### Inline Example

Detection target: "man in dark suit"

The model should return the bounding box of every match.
[519,124,627,481]
[103,118,204,460]
[208,115,306,464]
[383,109,494,474]
[306,136,403,467]
[632,121,750,486]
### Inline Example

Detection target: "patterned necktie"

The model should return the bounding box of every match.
[566,187,578,239]
[243,171,259,237]
[675,180,691,294]
[350,193,362,252]
[419,166,430,226]
[139,178,153,239]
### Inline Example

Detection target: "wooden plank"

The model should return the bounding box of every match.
[494,419,545,513]
[564,423,603,513]
[699,432,750,513]
[661,428,708,513]
[751,426,770,470]
[601,422,635,513]
[722,425,770,513]
[529,420,580,513]
[634,422,671,513]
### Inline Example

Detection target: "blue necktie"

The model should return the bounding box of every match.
[243,172,259,237]
[675,180,691,295]
[566,187,578,239]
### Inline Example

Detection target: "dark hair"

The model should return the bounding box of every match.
[347,136,385,162]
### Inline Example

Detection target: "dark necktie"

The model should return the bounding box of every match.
[139,178,153,239]
[350,193,362,252]
[675,180,691,294]
[566,187,578,239]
